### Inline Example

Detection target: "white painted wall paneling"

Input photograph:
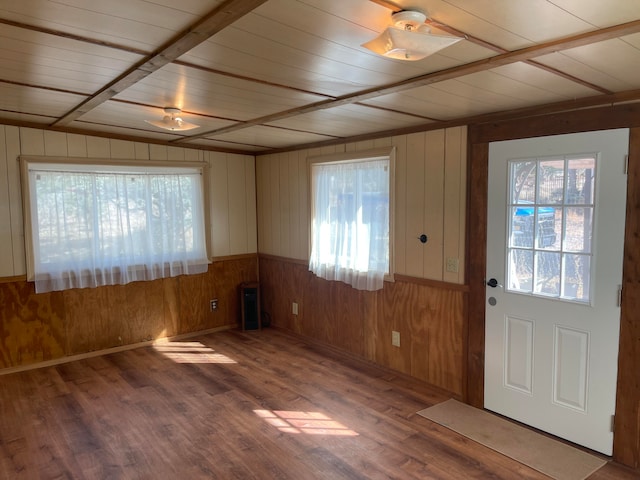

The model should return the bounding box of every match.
[0,125,257,277]
[255,126,468,284]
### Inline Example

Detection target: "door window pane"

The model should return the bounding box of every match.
[563,254,591,302]
[566,158,595,205]
[563,207,593,253]
[534,251,561,296]
[508,249,533,293]
[506,155,596,303]
[537,159,564,204]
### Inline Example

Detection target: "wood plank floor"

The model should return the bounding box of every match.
[0,328,636,479]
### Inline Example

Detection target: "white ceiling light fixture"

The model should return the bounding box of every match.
[145,107,200,131]
[362,10,463,61]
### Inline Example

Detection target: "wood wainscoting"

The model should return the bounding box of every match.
[0,255,258,370]
[258,254,467,397]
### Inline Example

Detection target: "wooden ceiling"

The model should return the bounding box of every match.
[1,0,640,155]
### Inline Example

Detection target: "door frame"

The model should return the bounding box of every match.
[466,103,640,468]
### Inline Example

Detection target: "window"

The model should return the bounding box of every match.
[308,148,393,291]
[506,155,596,303]
[21,157,210,293]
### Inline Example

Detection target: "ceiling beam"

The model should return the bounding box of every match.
[255,88,640,156]
[426,20,613,95]
[50,0,268,127]
[370,0,613,94]
[177,18,640,143]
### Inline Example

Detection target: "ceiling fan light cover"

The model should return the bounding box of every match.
[145,108,200,131]
[362,23,462,61]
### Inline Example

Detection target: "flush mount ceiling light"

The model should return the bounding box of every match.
[362,10,462,61]
[145,107,199,131]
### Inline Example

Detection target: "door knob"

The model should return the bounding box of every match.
[487,278,503,288]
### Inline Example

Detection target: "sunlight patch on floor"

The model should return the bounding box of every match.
[153,341,237,364]
[254,409,359,436]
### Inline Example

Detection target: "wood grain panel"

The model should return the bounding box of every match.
[0,126,13,277]
[443,127,467,284]
[393,134,408,275]
[0,257,257,370]
[426,287,464,394]
[63,284,120,354]
[465,142,489,407]
[404,132,427,278]
[0,281,65,368]
[6,126,25,276]
[245,155,258,254]
[149,144,168,160]
[424,129,445,280]
[380,280,421,377]
[19,128,45,155]
[109,139,135,159]
[227,154,249,255]
[167,146,186,161]
[278,154,291,256]
[209,151,230,256]
[178,258,257,334]
[287,151,301,259]
[259,255,464,395]
[470,103,640,144]
[613,126,640,468]
[255,154,272,254]
[269,155,282,254]
[43,131,69,157]
[178,264,216,333]
[86,136,111,157]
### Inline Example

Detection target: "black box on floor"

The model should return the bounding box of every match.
[240,282,260,330]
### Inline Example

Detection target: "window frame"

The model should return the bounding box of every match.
[308,146,395,283]
[20,155,211,283]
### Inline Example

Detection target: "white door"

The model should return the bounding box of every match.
[484,129,628,455]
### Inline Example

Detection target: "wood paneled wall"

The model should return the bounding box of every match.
[256,127,467,284]
[0,124,257,278]
[255,127,468,397]
[259,255,465,396]
[0,123,259,370]
[0,256,258,369]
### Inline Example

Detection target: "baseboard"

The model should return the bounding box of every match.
[0,324,235,376]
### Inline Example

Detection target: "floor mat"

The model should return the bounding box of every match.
[417,399,606,480]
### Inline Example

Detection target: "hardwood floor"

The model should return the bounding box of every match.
[0,328,636,479]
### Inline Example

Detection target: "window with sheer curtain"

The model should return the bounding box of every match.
[309,149,393,291]
[21,158,210,293]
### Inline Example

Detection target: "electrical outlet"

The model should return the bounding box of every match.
[292,302,298,315]
[392,330,400,347]
[446,257,459,273]
[210,299,218,311]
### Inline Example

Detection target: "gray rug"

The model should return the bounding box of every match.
[417,399,606,480]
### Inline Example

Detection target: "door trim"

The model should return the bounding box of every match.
[466,104,640,468]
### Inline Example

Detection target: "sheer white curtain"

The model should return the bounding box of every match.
[27,163,209,293]
[309,158,390,291]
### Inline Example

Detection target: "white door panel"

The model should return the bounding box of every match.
[485,129,628,455]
